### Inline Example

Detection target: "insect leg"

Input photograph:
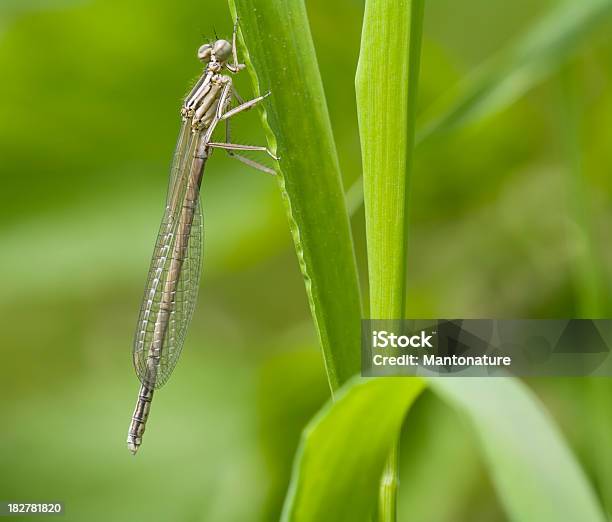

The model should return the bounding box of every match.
[226,153,276,175]
[207,141,277,158]
[225,19,246,74]
[232,18,240,68]
[208,118,277,175]
[221,91,270,121]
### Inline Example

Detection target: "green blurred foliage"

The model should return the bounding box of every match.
[0,0,610,520]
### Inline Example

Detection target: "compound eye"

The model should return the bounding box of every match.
[198,44,212,62]
[213,39,232,61]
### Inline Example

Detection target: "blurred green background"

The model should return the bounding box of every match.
[0,0,611,520]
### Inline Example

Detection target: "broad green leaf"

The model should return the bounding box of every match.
[428,378,607,522]
[419,0,612,141]
[281,377,426,522]
[282,376,605,522]
[356,0,424,319]
[228,0,363,389]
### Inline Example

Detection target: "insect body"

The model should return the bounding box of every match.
[127,23,277,455]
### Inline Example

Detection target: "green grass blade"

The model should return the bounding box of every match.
[418,0,612,142]
[375,433,400,522]
[281,377,426,522]
[228,0,362,389]
[346,0,612,217]
[356,0,424,319]
[356,2,424,520]
[428,378,607,522]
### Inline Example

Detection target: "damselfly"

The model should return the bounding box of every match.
[127,21,277,455]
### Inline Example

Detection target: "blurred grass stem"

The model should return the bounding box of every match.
[559,64,604,317]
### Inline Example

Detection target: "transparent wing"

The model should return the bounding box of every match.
[158,199,203,386]
[167,120,191,198]
[133,127,204,389]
